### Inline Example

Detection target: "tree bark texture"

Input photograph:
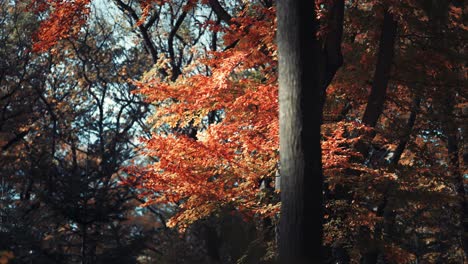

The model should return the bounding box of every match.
[277,0,323,262]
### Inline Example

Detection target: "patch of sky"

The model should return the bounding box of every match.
[90,0,138,51]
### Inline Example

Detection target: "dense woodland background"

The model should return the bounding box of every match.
[0,0,466,263]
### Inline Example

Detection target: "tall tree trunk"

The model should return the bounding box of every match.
[359,10,398,264]
[353,10,398,162]
[277,0,323,262]
[362,11,398,128]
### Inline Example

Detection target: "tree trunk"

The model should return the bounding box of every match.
[277,0,323,262]
[359,11,398,264]
[362,11,398,128]
[353,10,397,164]
[462,107,468,168]
[361,97,421,264]
[391,97,421,166]
[443,99,467,259]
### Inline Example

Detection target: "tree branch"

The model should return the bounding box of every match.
[208,0,232,25]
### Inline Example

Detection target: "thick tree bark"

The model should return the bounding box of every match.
[277,0,323,263]
[362,11,398,128]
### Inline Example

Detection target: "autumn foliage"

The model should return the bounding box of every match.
[126,3,279,230]
[5,0,467,262]
[31,0,91,52]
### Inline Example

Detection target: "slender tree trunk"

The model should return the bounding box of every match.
[352,10,397,165]
[361,97,421,264]
[362,11,398,128]
[425,0,466,258]
[462,105,468,258]
[391,97,421,166]
[277,0,323,262]
[359,11,398,264]
[462,106,468,172]
[321,0,344,92]
[81,223,87,264]
[443,100,467,259]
